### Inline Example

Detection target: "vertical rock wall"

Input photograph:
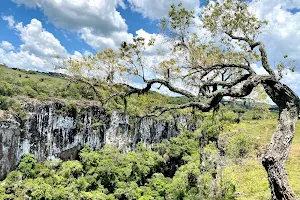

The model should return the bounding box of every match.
[0,101,193,179]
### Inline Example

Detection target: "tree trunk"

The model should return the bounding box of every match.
[262,107,298,200]
[262,81,300,200]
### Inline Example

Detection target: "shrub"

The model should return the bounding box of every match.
[13,102,27,120]
[0,96,10,110]
[24,85,38,98]
[225,133,253,161]
[221,180,237,200]
[0,81,14,96]
[18,154,37,178]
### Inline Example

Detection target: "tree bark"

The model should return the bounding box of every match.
[262,81,300,200]
[262,107,298,200]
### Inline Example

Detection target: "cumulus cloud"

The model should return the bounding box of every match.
[80,28,133,51]
[12,0,127,32]
[135,29,170,55]
[0,41,14,51]
[2,15,15,29]
[0,48,49,71]
[249,0,300,71]
[11,0,132,51]
[281,70,300,94]
[14,19,68,58]
[128,0,200,19]
[0,16,77,71]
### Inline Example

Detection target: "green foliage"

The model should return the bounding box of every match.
[0,81,14,96]
[59,160,83,178]
[0,65,103,102]
[221,180,237,200]
[153,129,199,165]
[18,154,37,178]
[167,162,201,199]
[0,96,12,110]
[12,102,27,121]
[226,132,253,161]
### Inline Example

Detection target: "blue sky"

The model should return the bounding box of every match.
[0,0,157,55]
[0,0,182,56]
[0,0,300,95]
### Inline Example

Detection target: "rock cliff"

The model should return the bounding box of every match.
[0,101,193,180]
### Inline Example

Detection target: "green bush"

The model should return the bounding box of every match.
[225,133,253,161]
[24,85,38,98]
[13,102,27,120]
[0,96,10,110]
[221,180,237,200]
[18,154,37,178]
[0,81,14,96]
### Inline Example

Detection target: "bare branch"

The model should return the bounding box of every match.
[145,102,210,118]
[145,79,195,98]
[225,32,259,50]
[182,63,254,80]
[225,32,252,44]
[201,73,251,88]
[225,32,276,78]
[207,75,275,99]
[259,43,277,78]
[199,63,255,79]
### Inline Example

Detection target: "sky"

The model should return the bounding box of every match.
[0,0,300,95]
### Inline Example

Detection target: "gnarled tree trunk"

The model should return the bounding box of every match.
[262,81,300,200]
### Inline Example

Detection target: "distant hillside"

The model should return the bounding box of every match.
[0,64,192,117]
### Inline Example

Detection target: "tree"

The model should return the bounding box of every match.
[63,1,299,199]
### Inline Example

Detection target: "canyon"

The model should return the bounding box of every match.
[0,100,194,180]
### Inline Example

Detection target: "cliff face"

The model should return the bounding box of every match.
[0,101,193,180]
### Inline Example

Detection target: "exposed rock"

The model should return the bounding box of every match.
[0,101,194,180]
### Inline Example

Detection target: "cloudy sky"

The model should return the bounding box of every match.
[0,0,300,95]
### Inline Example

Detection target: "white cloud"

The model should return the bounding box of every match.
[80,28,133,51]
[0,48,50,71]
[12,0,127,32]
[128,0,200,19]
[0,47,82,72]
[0,41,14,51]
[249,0,300,71]
[0,16,79,71]
[12,0,132,50]
[14,19,68,58]
[281,70,300,93]
[135,29,170,55]
[2,15,15,29]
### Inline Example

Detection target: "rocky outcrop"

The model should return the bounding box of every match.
[0,101,194,180]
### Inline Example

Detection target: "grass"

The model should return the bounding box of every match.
[0,64,67,90]
[223,120,300,200]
